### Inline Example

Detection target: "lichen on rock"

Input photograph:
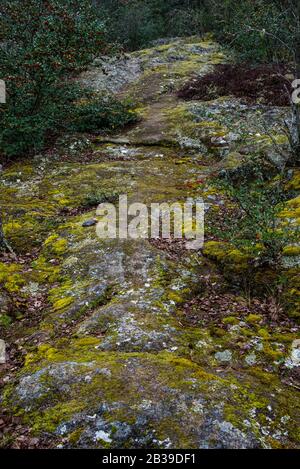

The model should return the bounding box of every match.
[1,36,300,450]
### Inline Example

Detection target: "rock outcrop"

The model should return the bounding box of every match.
[0,37,299,449]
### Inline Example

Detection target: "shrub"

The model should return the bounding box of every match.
[212,176,294,268]
[82,189,120,208]
[0,0,107,158]
[0,82,81,157]
[70,95,137,133]
[99,0,164,51]
[216,0,296,63]
[178,64,292,106]
[98,0,207,51]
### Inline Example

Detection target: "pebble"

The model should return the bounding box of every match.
[215,350,232,363]
[245,352,257,366]
[285,339,300,368]
[82,219,97,227]
[95,430,112,443]
[0,339,5,364]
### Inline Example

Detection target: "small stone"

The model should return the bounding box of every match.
[82,219,97,227]
[227,132,240,142]
[285,339,300,368]
[281,415,290,424]
[245,352,257,366]
[211,136,228,146]
[0,339,6,364]
[215,350,232,363]
[94,430,112,443]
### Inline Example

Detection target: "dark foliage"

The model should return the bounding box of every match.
[70,96,137,133]
[177,64,292,107]
[0,0,135,159]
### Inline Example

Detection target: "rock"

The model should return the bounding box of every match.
[0,292,10,313]
[265,148,289,170]
[215,350,232,363]
[79,55,142,94]
[285,339,300,369]
[82,219,97,227]
[8,353,280,448]
[178,136,207,152]
[227,132,240,143]
[94,430,112,444]
[15,362,102,409]
[282,255,300,269]
[211,136,228,146]
[1,36,299,450]
[0,339,6,364]
[245,353,257,366]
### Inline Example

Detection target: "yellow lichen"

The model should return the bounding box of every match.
[246,314,262,324]
[283,246,300,257]
[0,262,25,293]
[44,235,68,255]
[52,296,74,311]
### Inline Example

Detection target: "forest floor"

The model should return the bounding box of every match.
[0,37,300,449]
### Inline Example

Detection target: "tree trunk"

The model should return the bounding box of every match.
[296,41,300,160]
[290,33,300,162]
[0,214,6,250]
[0,213,14,255]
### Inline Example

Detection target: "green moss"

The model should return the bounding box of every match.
[246,314,262,324]
[284,285,300,319]
[222,316,239,325]
[263,343,284,362]
[5,338,300,447]
[32,256,62,284]
[257,328,271,340]
[0,262,25,293]
[203,241,228,261]
[249,367,279,385]
[223,152,245,170]
[239,327,255,338]
[209,326,226,338]
[283,246,300,257]
[52,296,74,312]
[203,242,251,272]
[167,290,185,304]
[279,196,300,231]
[286,170,300,191]
[68,428,84,445]
[31,400,86,433]
[1,36,299,448]
[24,344,66,367]
[44,234,68,256]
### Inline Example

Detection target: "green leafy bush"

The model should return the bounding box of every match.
[70,96,137,133]
[0,83,80,157]
[216,0,296,63]
[98,0,207,51]
[212,177,294,268]
[82,189,120,208]
[0,0,108,158]
[106,1,164,51]
[98,0,298,65]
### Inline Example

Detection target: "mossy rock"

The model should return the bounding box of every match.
[4,344,300,449]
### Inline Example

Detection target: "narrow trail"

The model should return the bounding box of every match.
[1,37,299,449]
